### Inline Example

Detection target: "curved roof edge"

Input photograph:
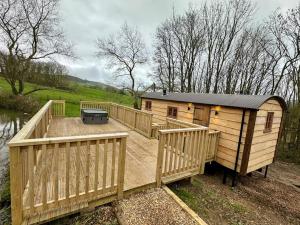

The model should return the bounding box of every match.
[141,92,287,111]
[265,96,287,111]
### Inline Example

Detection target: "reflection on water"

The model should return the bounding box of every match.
[0,109,30,186]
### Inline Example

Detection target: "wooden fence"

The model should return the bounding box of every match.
[9,133,127,224]
[80,101,153,138]
[206,131,220,162]
[52,100,65,117]
[156,127,209,186]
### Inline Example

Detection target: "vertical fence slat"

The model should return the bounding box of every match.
[111,139,116,190]
[168,133,175,174]
[54,143,59,203]
[94,140,100,191]
[28,145,35,212]
[85,141,90,194]
[42,144,47,208]
[76,142,80,197]
[164,133,170,175]
[66,142,70,199]
[156,133,165,187]
[102,139,108,191]
[117,137,126,199]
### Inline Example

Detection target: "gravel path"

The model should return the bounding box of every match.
[115,188,198,225]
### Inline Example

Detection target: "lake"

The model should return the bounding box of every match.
[0,109,30,187]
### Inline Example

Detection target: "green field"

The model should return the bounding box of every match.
[0,77,134,116]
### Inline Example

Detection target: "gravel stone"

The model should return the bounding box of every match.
[116,188,198,225]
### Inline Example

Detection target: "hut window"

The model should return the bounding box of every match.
[264,112,274,133]
[145,101,152,111]
[167,106,177,119]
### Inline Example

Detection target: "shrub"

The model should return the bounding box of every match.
[0,93,40,113]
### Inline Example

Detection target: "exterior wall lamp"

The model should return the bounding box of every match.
[215,106,221,115]
[188,103,192,110]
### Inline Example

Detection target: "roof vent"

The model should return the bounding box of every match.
[163,89,167,96]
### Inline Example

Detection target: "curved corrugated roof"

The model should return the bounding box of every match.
[141,92,287,110]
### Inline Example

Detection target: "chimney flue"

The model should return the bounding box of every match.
[163,89,167,96]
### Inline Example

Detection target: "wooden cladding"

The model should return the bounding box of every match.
[145,101,152,111]
[167,106,178,119]
[264,112,274,133]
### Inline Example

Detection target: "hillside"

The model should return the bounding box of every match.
[0,77,134,117]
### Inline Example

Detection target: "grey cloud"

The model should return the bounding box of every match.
[58,0,300,84]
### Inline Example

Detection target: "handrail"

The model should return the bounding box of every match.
[9,132,129,147]
[159,127,208,134]
[9,100,53,142]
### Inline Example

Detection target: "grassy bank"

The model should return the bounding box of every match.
[0,77,134,116]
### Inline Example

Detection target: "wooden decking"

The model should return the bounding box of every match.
[9,100,218,225]
[45,117,157,193]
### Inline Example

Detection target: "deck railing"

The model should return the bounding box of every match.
[9,132,127,225]
[152,118,220,165]
[151,118,204,139]
[206,131,220,162]
[80,101,153,138]
[156,127,209,186]
[52,100,65,117]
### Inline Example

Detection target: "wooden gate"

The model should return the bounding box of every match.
[156,127,209,185]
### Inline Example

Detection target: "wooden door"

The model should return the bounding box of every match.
[193,105,210,126]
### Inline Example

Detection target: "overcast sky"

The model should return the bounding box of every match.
[59,0,299,85]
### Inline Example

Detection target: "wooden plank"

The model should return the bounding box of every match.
[240,110,257,175]
[156,134,165,187]
[111,138,116,191]
[28,146,35,213]
[94,140,100,191]
[42,144,47,208]
[102,139,108,191]
[65,142,70,199]
[54,143,59,204]
[76,142,80,198]
[9,146,23,225]
[117,137,127,199]
[85,141,90,194]
[163,186,208,225]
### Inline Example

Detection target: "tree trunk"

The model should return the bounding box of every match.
[10,82,19,95]
[18,79,24,95]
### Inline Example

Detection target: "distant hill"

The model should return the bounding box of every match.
[65,75,119,91]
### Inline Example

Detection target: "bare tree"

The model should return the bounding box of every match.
[0,0,72,95]
[96,23,148,108]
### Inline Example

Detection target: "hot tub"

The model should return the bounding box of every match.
[81,109,109,124]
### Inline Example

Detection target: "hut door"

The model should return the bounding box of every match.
[193,105,210,126]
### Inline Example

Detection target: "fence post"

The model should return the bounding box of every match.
[117,137,127,199]
[200,129,209,174]
[10,146,23,225]
[148,114,153,138]
[214,132,220,161]
[62,100,65,116]
[156,133,165,187]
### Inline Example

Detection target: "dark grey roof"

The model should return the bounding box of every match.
[141,92,287,110]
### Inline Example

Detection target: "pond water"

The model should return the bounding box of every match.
[0,109,30,187]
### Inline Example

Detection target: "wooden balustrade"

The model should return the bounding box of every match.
[80,101,111,114]
[52,100,65,117]
[9,132,128,224]
[151,118,203,139]
[156,127,209,186]
[80,101,153,138]
[206,131,220,162]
